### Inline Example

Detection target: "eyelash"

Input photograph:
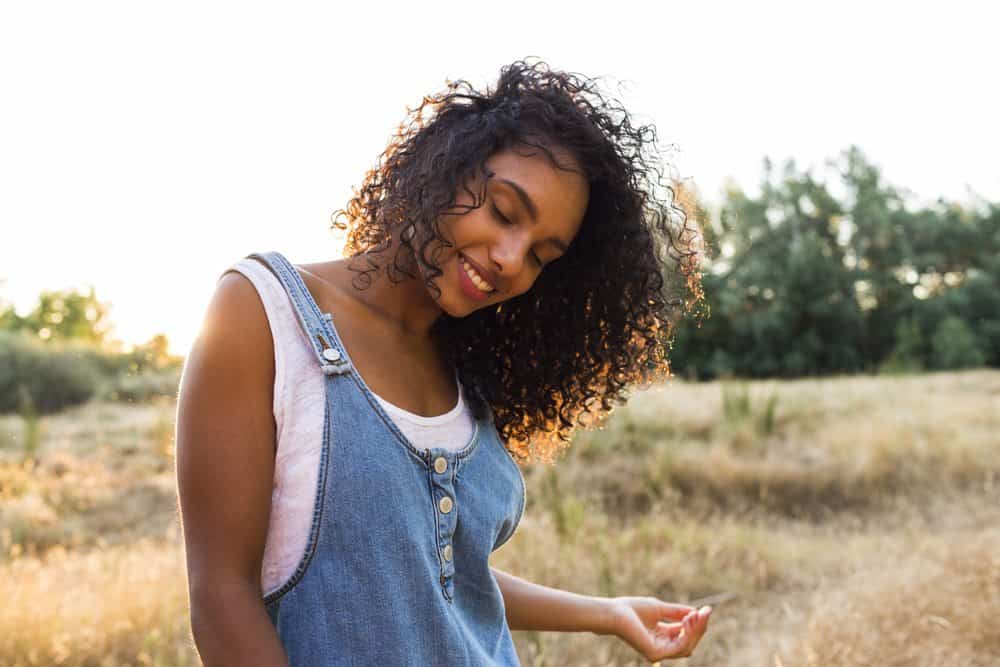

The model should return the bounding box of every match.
[491,202,543,267]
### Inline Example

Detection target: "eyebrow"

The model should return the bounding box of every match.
[493,176,571,254]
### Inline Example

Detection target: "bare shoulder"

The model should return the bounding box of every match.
[294,258,367,317]
[212,268,274,338]
[176,268,277,469]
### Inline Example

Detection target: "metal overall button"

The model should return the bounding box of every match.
[442,544,453,561]
[322,348,341,361]
[434,456,448,474]
[438,495,453,514]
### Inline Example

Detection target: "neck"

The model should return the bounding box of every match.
[343,251,445,339]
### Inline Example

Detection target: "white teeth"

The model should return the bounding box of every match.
[461,257,494,292]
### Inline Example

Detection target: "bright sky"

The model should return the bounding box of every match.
[2,1,996,356]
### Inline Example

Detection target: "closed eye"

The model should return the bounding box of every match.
[491,201,543,267]
[490,201,512,226]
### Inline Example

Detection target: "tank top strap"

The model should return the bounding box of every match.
[245,251,353,377]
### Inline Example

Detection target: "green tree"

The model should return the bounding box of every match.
[840,145,917,365]
[0,303,28,333]
[19,287,113,345]
[128,333,182,372]
[690,156,866,377]
[670,145,999,379]
[0,282,29,334]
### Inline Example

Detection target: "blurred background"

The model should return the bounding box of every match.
[1,1,997,665]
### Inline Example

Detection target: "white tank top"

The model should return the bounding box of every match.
[224,257,476,596]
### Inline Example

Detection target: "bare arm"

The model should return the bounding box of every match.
[491,567,713,660]
[490,566,617,635]
[175,271,290,667]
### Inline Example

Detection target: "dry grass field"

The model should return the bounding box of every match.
[1,370,997,666]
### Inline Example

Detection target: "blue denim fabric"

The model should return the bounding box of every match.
[246,251,526,666]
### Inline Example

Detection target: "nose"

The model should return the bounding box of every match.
[488,229,531,279]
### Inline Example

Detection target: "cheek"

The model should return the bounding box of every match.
[504,275,537,301]
[444,212,481,242]
[423,218,464,263]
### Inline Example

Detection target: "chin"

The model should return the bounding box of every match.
[423,277,479,320]
[445,292,489,319]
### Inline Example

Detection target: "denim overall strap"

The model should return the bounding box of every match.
[245,251,352,377]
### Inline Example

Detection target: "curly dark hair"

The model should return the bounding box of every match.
[330,58,705,465]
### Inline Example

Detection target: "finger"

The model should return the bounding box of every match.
[655,622,693,659]
[655,621,683,638]
[680,611,696,641]
[685,613,701,646]
[680,607,706,637]
[695,606,712,638]
[686,610,709,649]
[653,625,686,654]
[660,603,696,621]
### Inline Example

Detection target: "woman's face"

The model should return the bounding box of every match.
[428,144,590,317]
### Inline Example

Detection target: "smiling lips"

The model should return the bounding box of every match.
[460,254,495,293]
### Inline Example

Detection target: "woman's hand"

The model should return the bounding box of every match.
[606,596,712,662]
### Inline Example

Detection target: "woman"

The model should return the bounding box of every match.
[176,58,708,665]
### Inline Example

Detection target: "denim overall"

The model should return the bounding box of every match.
[247,251,527,666]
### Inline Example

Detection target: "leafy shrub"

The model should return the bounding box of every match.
[96,368,181,403]
[931,316,986,370]
[0,331,183,414]
[880,317,926,374]
[0,331,102,415]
